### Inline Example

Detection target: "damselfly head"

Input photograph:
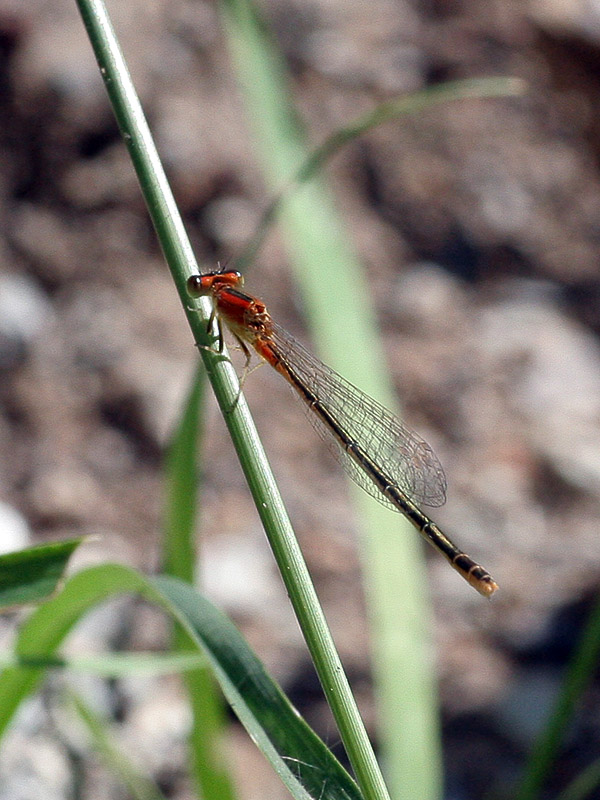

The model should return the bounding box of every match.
[186,275,204,297]
[186,269,244,298]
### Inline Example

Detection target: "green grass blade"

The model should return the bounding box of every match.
[69,691,168,800]
[556,757,600,800]
[236,77,524,273]
[183,663,237,800]
[154,574,364,800]
[0,564,363,800]
[163,365,205,583]
[0,538,83,609]
[0,651,205,674]
[75,0,205,323]
[296,77,523,181]
[220,1,452,797]
[163,367,238,800]
[516,594,600,800]
[75,3,388,799]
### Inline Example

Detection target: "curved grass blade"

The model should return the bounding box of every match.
[234,77,525,273]
[154,574,362,800]
[0,564,363,800]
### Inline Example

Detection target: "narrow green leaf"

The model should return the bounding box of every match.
[236,77,525,273]
[0,565,363,800]
[163,367,238,800]
[0,538,83,609]
[0,652,205,675]
[183,664,237,800]
[516,594,600,800]
[556,757,600,800]
[163,365,204,582]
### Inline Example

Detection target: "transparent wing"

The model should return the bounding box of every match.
[269,322,447,509]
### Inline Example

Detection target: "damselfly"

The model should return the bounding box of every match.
[187,269,498,597]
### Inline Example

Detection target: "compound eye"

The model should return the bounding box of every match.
[186,275,205,297]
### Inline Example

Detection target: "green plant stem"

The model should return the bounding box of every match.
[220,1,443,798]
[76,2,389,799]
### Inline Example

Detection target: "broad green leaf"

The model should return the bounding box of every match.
[0,564,362,800]
[154,574,362,800]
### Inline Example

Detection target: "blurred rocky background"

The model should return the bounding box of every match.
[2,0,600,798]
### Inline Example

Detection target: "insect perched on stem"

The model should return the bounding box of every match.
[187,268,498,597]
